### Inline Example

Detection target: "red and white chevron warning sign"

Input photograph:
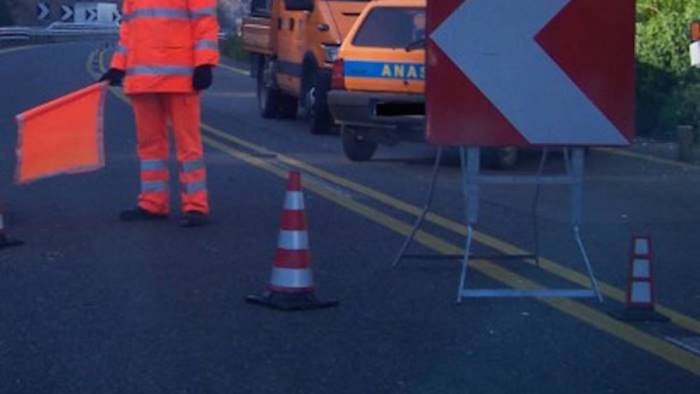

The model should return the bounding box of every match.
[426,0,636,147]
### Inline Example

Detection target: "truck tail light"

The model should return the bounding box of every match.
[691,21,700,42]
[331,59,345,90]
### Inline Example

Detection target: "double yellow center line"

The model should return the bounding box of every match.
[86,48,700,376]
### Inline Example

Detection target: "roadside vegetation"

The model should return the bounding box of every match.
[637,0,700,139]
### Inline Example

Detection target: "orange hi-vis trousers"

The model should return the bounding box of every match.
[130,93,209,215]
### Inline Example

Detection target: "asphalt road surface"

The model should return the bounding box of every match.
[0,42,699,393]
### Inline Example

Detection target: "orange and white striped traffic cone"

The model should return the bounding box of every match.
[613,236,668,322]
[0,204,24,250]
[246,171,338,311]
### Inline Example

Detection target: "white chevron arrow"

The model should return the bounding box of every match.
[431,0,627,145]
[61,5,74,22]
[87,7,98,22]
[36,3,50,20]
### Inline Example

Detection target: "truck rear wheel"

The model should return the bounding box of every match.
[302,70,334,135]
[342,128,378,162]
[277,94,298,119]
[257,60,297,119]
[257,62,279,119]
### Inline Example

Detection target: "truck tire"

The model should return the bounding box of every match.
[277,94,298,119]
[257,60,279,119]
[483,147,519,170]
[302,69,334,135]
[342,129,378,162]
[257,60,298,119]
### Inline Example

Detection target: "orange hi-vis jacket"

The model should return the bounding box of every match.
[110,0,220,94]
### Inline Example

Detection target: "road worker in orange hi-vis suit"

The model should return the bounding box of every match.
[100,0,219,227]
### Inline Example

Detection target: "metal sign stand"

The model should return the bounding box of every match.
[393,146,603,303]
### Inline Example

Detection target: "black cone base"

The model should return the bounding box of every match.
[0,234,24,250]
[610,307,669,322]
[246,291,338,311]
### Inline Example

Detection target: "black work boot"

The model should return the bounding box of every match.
[119,207,168,222]
[179,211,208,227]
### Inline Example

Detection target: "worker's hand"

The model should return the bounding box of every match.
[99,68,125,87]
[193,65,213,91]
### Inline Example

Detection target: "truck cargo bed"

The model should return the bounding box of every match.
[241,16,273,56]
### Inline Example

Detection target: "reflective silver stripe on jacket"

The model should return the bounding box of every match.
[194,39,218,51]
[180,159,205,173]
[277,230,309,250]
[141,159,167,172]
[142,180,168,192]
[190,6,216,18]
[269,267,314,289]
[126,65,193,76]
[181,180,207,194]
[123,7,190,22]
[116,43,127,54]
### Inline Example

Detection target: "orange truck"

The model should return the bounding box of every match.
[241,0,371,134]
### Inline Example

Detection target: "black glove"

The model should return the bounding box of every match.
[99,68,125,87]
[192,65,213,91]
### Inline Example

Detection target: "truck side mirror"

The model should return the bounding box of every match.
[284,0,314,12]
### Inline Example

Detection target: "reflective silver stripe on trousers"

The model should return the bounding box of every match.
[116,43,127,54]
[278,230,309,250]
[141,159,167,172]
[142,180,168,192]
[126,65,193,76]
[182,180,207,194]
[123,7,190,21]
[283,191,305,210]
[190,6,217,18]
[180,159,205,173]
[270,267,314,289]
[194,39,218,51]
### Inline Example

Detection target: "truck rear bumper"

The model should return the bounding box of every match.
[328,90,425,144]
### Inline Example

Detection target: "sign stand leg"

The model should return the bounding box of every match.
[456,147,480,303]
[392,146,471,264]
[531,148,550,267]
[457,146,602,301]
[569,148,604,302]
[391,146,602,303]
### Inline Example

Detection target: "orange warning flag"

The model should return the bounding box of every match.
[15,82,107,184]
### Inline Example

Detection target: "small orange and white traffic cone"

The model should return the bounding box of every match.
[613,236,668,322]
[246,171,338,311]
[0,204,24,249]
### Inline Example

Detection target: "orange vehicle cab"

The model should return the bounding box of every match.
[327,0,426,161]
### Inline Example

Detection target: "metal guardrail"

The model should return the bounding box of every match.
[0,27,31,42]
[0,25,118,48]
